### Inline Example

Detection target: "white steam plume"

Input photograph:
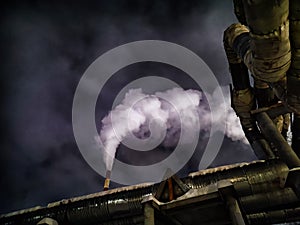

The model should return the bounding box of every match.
[97,87,248,171]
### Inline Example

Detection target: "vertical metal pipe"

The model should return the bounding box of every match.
[226,195,247,225]
[287,0,300,114]
[219,183,247,225]
[167,178,174,201]
[144,203,155,225]
[292,114,300,157]
[256,112,300,168]
[103,170,111,191]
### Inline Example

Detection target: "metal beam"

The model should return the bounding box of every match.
[226,195,246,225]
[218,181,247,225]
[256,112,300,168]
[144,203,155,225]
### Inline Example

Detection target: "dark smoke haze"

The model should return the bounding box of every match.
[0,0,256,214]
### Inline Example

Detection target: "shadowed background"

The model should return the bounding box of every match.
[0,0,257,214]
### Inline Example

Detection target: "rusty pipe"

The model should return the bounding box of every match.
[103,170,111,191]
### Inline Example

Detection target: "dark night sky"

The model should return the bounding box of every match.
[0,0,257,214]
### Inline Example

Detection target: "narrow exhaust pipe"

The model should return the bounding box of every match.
[103,170,111,191]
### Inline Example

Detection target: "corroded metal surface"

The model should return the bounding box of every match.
[247,207,300,225]
[1,159,295,225]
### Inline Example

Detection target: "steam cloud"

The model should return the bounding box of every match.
[98,87,248,171]
[2,0,242,213]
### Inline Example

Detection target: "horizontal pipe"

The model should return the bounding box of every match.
[0,160,289,225]
[240,188,299,214]
[247,207,300,225]
[186,160,288,196]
